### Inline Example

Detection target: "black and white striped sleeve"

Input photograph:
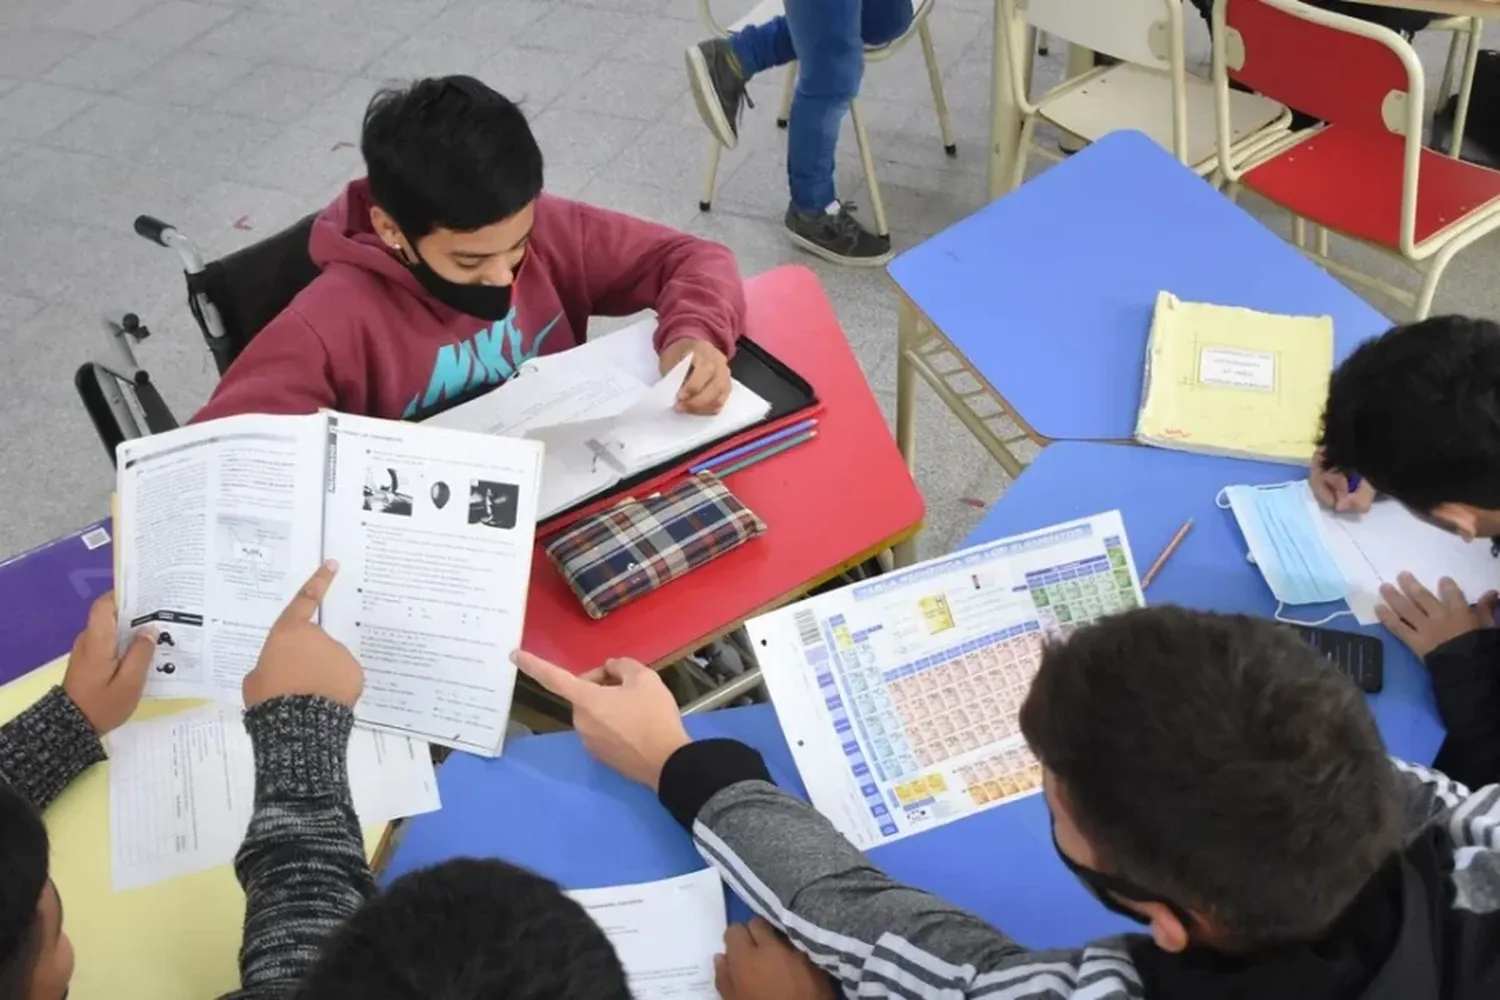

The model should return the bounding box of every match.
[659,740,1144,1000]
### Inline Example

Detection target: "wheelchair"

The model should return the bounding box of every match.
[75,212,321,465]
[77,210,886,713]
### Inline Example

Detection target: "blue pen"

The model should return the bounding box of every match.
[1346,473,1363,491]
[691,418,819,474]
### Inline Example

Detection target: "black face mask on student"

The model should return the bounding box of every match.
[398,244,515,321]
[1051,833,1194,928]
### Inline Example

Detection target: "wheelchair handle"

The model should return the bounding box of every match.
[132,372,179,435]
[134,215,174,246]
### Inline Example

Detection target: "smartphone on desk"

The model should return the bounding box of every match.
[1284,624,1384,693]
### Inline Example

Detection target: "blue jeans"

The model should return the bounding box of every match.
[729,0,914,212]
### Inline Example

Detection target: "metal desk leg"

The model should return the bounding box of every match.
[896,297,920,473]
[683,668,764,714]
[988,0,1027,200]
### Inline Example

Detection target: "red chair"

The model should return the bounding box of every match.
[1211,0,1500,319]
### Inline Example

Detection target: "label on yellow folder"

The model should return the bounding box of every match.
[1135,292,1334,464]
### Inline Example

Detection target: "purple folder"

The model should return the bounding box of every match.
[0,520,115,685]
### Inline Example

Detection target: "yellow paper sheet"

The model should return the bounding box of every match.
[0,663,386,1000]
[1135,291,1334,464]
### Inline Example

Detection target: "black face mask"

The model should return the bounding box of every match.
[1052,833,1194,928]
[400,245,515,321]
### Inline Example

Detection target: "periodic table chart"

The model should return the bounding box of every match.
[749,512,1144,850]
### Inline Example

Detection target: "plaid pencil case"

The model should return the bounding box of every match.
[544,472,766,619]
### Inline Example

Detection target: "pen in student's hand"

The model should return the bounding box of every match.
[690,418,819,475]
[714,432,817,477]
[1345,473,1363,491]
[1140,518,1193,590]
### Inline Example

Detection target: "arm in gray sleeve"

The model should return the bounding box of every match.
[659,740,1145,1000]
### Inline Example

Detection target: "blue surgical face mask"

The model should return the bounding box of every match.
[1219,482,1351,624]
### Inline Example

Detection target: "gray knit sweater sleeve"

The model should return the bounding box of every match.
[219,696,376,1000]
[0,686,105,810]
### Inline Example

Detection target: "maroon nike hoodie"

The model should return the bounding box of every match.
[193,180,745,422]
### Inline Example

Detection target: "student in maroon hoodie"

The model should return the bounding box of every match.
[194,76,747,423]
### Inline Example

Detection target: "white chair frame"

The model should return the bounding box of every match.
[695,0,956,238]
[1212,0,1500,319]
[1000,0,1290,193]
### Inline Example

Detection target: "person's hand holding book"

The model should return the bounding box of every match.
[62,593,155,735]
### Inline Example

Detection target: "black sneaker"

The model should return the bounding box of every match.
[784,202,893,267]
[686,38,753,150]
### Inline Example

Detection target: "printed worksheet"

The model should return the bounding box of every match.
[748,512,1144,849]
[108,705,440,891]
[567,868,726,1000]
[425,317,770,516]
[1316,498,1500,624]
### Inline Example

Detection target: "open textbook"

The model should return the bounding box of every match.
[115,411,544,754]
[567,868,727,1000]
[748,512,1145,850]
[108,704,440,890]
[425,317,772,517]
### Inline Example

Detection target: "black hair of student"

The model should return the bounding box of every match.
[1019,606,1403,948]
[1319,314,1500,512]
[361,76,545,241]
[0,786,49,1000]
[293,858,632,1000]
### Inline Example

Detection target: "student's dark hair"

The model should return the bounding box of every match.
[1319,314,1500,512]
[361,76,544,241]
[1019,606,1403,947]
[293,858,631,1000]
[0,786,49,999]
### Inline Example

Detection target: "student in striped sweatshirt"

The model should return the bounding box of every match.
[517,606,1500,1000]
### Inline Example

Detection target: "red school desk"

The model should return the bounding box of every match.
[518,265,926,675]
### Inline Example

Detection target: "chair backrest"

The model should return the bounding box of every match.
[1219,0,1420,133]
[191,213,321,374]
[1023,0,1181,70]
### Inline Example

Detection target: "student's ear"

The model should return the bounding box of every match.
[1432,502,1482,541]
[369,205,405,254]
[1138,902,1191,953]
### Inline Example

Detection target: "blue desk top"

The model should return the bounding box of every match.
[385,704,1141,949]
[887,131,1392,442]
[970,442,1443,763]
[384,441,1443,952]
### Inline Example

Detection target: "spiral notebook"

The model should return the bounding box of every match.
[1135,291,1335,464]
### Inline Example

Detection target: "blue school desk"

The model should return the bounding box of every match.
[382,703,1141,949]
[886,130,1393,477]
[972,441,1444,763]
[384,441,1444,950]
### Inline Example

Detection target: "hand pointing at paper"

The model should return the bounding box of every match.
[511,650,689,788]
[659,339,732,416]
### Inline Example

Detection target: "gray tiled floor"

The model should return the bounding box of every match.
[0,0,1493,566]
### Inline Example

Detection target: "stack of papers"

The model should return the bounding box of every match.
[426,318,771,517]
[1136,292,1334,464]
[108,705,439,891]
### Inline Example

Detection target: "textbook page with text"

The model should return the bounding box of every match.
[114,411,544,755]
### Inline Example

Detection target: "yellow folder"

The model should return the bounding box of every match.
[0,663,389,1000]
[1135,291,1335,464]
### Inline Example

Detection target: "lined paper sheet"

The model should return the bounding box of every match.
[108,704,439,890]
[1317,499,1500,625]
